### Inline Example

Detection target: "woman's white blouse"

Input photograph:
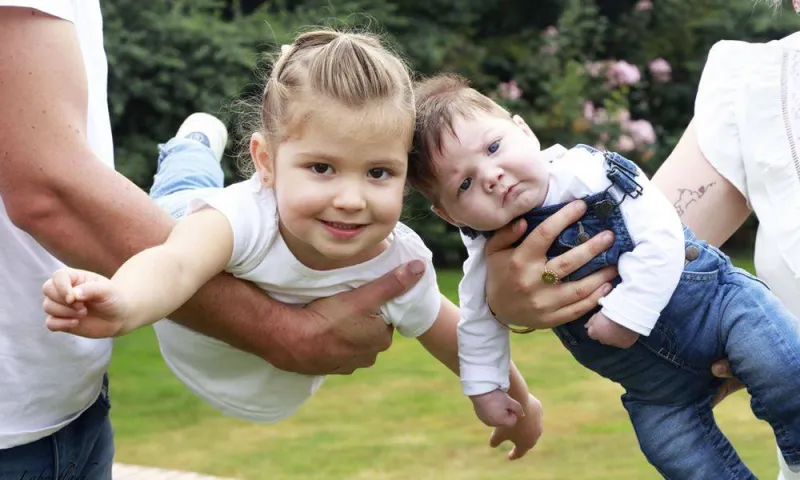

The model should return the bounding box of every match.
[695,32,800,316]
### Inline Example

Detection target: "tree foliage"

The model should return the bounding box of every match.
[104,0,798,265]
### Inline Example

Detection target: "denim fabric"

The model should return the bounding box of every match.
[0,375,114,480]
[490,146,800,478]
[149,138,226,218]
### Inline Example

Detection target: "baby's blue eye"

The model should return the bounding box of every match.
[488,140,500,154]
[459,178,472,193]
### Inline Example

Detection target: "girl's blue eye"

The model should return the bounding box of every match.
[459,177,472,193]
[311,163,333,174]
[488,140,500,154]
[368,168,391,180]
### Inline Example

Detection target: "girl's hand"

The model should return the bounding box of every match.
[42,268,131,338]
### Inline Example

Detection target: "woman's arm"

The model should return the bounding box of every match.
[650,121,751,246]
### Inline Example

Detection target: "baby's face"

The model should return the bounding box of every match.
[430,112,550,231]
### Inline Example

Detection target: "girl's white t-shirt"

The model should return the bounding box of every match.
[154,175,442,423]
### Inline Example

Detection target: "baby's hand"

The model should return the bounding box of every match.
[489,393,544,460]
[586,311,639,348]
[470,389,522,428]
[42,268,130,338]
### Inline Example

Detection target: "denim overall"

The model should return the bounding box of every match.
[464,145,800,479]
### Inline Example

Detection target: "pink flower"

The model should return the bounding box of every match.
[615,108,631,124]
[540,26,559,54]
[541,43,559,55]
[649,58,672,83]
[584,61,606,77]
[593,108,609,126]
[607,60,641,87]
[616,135,636,152]
[499,80,523,101]
[635,0,653,11]
[583,101,595,120]
[625,119,657,146]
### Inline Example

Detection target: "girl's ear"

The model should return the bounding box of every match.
[250,132,274,187]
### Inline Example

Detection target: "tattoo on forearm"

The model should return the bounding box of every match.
[673,182,716,217]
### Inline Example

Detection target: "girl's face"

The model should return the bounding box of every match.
[252,103,410,270]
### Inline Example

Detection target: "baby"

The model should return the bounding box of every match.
[406,73,800,478]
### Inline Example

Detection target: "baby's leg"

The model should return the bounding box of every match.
[623,396,757,479]
[720,271,800,471]
[149,113,228,220]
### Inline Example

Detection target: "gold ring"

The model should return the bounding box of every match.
[541,264,560,285]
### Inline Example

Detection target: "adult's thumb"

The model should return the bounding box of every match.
[341,260,425,313]
[484,219,527,256]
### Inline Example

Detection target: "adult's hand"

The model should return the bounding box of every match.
[296,260,426,375]
[484,200,618,329]
[710,359,745,407]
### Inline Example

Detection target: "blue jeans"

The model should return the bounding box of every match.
[0,376,114,479]
[150,138,225,218]
[497,148,800,479]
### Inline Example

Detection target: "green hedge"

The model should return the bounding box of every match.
[104,0,798,266]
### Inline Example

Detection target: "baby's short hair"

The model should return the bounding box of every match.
[408,73,510,203]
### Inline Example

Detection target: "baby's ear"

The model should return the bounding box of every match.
[250,132,274,187]
[512,114,533,136]
[431,205,464,227]
[512,114,541,151]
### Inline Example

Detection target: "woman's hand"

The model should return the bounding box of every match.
[484,200,618,329]
[710,359,746,407]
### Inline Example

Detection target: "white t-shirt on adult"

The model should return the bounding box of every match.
[0,0,114,449]
[153,176,442,423]
[694,33,800,480]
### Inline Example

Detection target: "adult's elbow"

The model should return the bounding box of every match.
[4,184,65,237]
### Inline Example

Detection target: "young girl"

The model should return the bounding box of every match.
[41,30,542,459]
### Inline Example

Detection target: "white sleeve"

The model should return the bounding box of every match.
[381,225,442,339]
[187,178,279,275]
[457,233,511,397]
[598,170,685,336]
[694,40,750,200]
[0,1,73,20]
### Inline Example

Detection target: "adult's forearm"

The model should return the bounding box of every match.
[169,272,308,369]
[11,152,307,366]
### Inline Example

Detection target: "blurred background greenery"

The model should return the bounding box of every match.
[105,0,798,264]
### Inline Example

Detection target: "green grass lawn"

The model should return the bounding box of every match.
[109,257,776,479]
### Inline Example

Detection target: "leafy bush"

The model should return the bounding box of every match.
[105,0,797,264]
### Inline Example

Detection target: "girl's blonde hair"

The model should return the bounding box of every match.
[259,29,414,152]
